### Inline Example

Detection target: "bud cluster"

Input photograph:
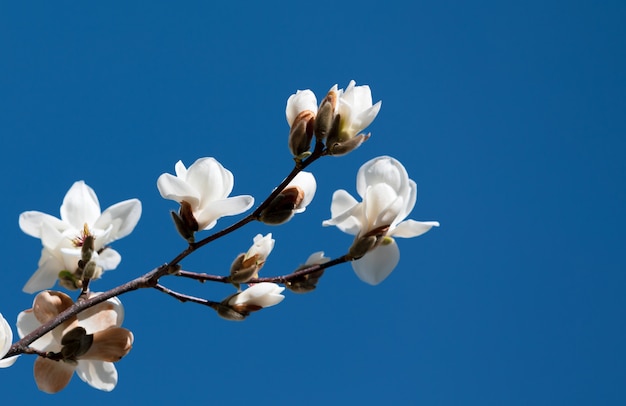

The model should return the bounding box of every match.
[286,80,382,159]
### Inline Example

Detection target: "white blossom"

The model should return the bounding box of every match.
[19,181,142,293]
[323,156,439,285]
[335,80,382,141]
[17,291,133,393]
[157,157,254,231]
[0,312,18,368]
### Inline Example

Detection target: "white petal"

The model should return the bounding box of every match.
[94,199,142,242]
[16,310,56,351]
[356,156,409,198]
[95,248,122,271]
[22,249,64,293]
[392,220,440,238]
[186,157,234,203]
[18,211,69,238]
[0,356,17,368]
[322,190,364,235]
[156,173,200,207]
[230,282,285,307]
[328,189,359,219]
[76,360,118,392]
[174,160,188,178]
[0,313,17,367]
[286,89,317,125]
[355,100,382,131]
[195,195,255,231]
[304,251,330,266]
[351,240,400,285]
[78,295,124,332]
[60,181,101,228]
[363,184,403,228]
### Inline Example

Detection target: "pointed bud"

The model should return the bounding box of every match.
[328,133,370,156]
[170,208,195,243]
[288,110,315,158]
[347,225,390,260]
[215,303,248,321]
[82,260,102,281]
[259,186,304,225]
[228,253,259,285]
[286,269,325,293]
[314,90,337,141]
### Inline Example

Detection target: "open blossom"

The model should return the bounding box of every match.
[324,80,382,156]
[0,312,18,368]
[19,181,142,294]
[323,156,439,285]
[157,157,254,232]
[260,171,317,225]
[17,291,133,393]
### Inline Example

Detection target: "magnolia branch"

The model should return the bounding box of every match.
[3,145,328,360]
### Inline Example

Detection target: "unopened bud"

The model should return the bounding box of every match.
[171,208,196,243]
[288,110,315,157]
[314,91,337,141]
[286,269,325,293]
[81,235,95,263]
[348,225,390,260]
[215,302,248,321]
[328,133,370,156]
[82,260,102,280]
[259,186,304,225]
[228,253,258,285]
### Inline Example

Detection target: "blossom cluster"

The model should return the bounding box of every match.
[0,80,438,394]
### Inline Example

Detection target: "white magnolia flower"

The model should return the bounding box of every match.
[323,156,439,285]
[335,80,382,140]
[0,312,18,368]
[229,282,285,308]
[17,291,133,393]
[286,89,318,127]
[19,181,142,293]
[320,80,381,155]
[157,157,254,231]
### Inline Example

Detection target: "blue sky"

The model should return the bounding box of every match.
[1,1,625,404]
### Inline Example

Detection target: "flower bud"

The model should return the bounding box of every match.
[314,90,337,141]
[347,225,390,260]
[170,207,196,243]
[82,260,102,281]
[285,269,324,293]
[215,303,248,321]
[259,186,304,225]
[288,110,315,158]
[328,133,370,156]
[228,253,259,285]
